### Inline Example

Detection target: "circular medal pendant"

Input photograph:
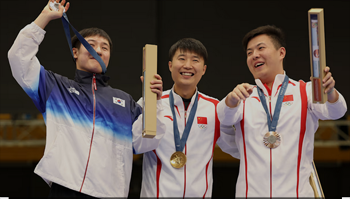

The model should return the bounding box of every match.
[263,131,281,149]
[170,151,187,169]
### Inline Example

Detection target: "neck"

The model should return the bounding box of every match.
[173,84,196,99]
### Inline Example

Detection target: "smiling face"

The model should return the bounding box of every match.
[169,49,207,98]
[73,35,111,74]
[246,34,285,86]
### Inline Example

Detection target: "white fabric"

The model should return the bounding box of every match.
[140,88,237,197]
[8,22,166,197]
[217,73,347,197]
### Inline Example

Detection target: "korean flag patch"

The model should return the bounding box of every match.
[113,97,125,107]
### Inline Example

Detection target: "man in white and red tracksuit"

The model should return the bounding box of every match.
[8,1,165,198]
[140,38,238,197]
[217,25,347,197]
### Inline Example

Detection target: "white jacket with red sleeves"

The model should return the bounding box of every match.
[140,88,238,197]
[217,73,347,197]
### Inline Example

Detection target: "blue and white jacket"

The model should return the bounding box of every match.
[8,22,165,197]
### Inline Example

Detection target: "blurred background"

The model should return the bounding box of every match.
[0,0,349,197]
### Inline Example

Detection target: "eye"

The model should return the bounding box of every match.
[103,47,108,50]
[193,59,199,62]
[259,46,264,50]
[179,58,185,61]
[89,43,95,47]
[247,52,252,56]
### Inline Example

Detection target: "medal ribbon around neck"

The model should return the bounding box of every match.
[169,91,199,152]
[257,75,289,132]
[60,12,107,74]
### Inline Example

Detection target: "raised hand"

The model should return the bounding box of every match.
[225,83,254,108]
[34,0,70,29]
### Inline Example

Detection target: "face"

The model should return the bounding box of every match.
[246,34,285,83]
[73,35,111,74]
[169,49,207,93]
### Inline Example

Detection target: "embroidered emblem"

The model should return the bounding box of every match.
[68,87,79,95]
[113,97,125,107]
[282,94,293,106]
[197,117,207,129]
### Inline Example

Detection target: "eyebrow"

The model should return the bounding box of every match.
[177,53,201,59]
[86,39,110,47]
[247,42,265,52]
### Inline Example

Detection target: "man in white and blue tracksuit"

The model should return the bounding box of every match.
[8,1,165,198]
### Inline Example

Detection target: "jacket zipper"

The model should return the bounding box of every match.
[80,73,97,192]
[183,102,188,198]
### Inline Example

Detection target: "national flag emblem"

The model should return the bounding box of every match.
[197,117,207,129]
[113,97,125,107]
[282,95,293,106]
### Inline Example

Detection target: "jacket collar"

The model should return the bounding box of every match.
[74,69,110,87]
[170,86,199,109]
[255,71,287,96]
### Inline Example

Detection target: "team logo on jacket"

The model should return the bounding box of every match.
[197,117,207,129]
[67,87,79,95]
[113,97,125,107]
[282,95,293,106]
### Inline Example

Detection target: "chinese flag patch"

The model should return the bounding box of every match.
[283,95,293,102]
[197,117,207,124]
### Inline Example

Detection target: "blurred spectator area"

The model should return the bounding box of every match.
[0,113,349,162]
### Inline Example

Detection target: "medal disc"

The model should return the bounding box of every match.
[263,131,281,149]
[170,151,187,168]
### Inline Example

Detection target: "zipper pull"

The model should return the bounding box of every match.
[268,96,271,102]
[93,74,97,91]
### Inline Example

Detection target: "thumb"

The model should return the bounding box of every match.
[140,76,144,83]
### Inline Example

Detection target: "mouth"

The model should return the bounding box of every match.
[254,62,265,68]
[180,72,194,77]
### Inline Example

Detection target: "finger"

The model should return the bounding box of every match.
[60,0,66,6]
[323,77,335,92]
[64,2,70,12]
[233,88,247,101]
[238,84,252,98]
[140,76,144,83]
[324,66,330,73]
[154,74,162,80]
[322,72,332,83]
[150,79,162,85]
[227,91,241,106]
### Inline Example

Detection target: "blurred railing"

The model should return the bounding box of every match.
[0,113,349,162]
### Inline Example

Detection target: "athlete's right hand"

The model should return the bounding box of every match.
[225,83,254,108]
[34,0,70,29]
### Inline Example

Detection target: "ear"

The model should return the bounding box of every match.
[202,64,207,75]
[168,61,172,72]
[72,48,78,59]
[279,47,286,59]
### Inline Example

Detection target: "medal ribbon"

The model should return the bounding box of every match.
[169,91,198,152]
[257,75,289,132]
[60,13,107,74]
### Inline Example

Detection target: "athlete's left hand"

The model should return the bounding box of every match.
[322,66,338,102]
[140,74,163,100]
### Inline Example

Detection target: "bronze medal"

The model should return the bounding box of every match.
[170,151,187,169]
[263,131,281,149]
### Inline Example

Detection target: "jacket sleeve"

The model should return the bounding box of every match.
[132,98,166,154]
[306,82,347,120]
[8,22,45,96]
[216,123,240,159]
[217,96,244,126]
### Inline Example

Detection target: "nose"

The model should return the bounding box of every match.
[183,59,192,69]
[94,46,102,56]
[252,50,260,60]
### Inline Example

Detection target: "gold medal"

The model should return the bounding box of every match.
[170,151,187,169]
[263,131,281,149]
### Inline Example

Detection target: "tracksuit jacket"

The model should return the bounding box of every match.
[140,89,238,197]
[8,22,165,197]
[217,73,347,197]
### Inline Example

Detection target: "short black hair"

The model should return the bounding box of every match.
[169,38,208,65]
[71,27,113,52]
[242,25,286,52]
